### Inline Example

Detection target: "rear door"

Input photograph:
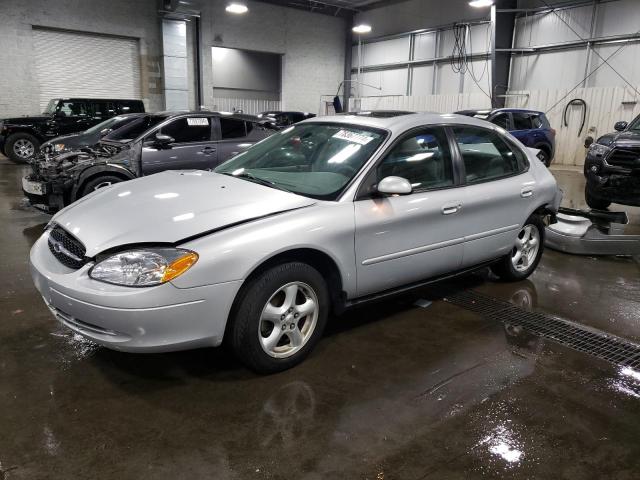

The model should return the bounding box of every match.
[510,112,535,147]
[215,117,256,165]
[450,125,535,267]
[354,126,466,296]
[55,100,93,135]
[140,116,217,175]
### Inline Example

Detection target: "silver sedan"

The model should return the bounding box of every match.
[30,113,561,373]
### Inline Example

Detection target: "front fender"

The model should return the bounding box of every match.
[70,164,136,201]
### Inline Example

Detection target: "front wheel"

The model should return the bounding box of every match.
[227,262,329,374]
[6,133,40,163]
[491,215,545,282]
[79,175,123,198]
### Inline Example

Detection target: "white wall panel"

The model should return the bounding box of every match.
[352,68,408,96]
[351,92,490,113]
[413,32,436,61]
[509,49,586,90]
[588,43,640,88]
[462,59,491,96]
[513,5,593,48]
[352,37,410,68]
[436,63,461,94]
[595,0,640,37]
[411,65,435,95]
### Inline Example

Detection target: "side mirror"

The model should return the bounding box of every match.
[154,133,174,147]
[377,176,412,196]
[614,121,628,132]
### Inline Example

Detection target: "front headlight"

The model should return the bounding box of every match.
[588,143,611,158]
[53,143,65,152]
[89,248,198,287]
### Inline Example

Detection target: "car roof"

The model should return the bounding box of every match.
[57,98,143,102]
[153,110,261,122]
[456,108,545,115]
[304,112,497,132]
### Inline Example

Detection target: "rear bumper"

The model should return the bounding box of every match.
[30,232,242,352]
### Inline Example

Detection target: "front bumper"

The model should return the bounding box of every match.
[585,169,640,207]
[22,174,69,212]
[30,232,242,352]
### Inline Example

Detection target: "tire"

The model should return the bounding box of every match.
[79,175,123,198]
[491,215,545,282]
[227,262,329,374]
[6,133,40,163]
[584,184,611,210]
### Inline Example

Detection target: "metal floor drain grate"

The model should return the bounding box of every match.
[441,289,640,369]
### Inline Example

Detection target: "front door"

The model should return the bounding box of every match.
[141,116,218,175]
[354,127,466,297]
[449,125,536,267]
[215,117,254,166]
[55,100,93,135]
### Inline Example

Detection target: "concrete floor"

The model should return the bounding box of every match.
[1,157,639,479]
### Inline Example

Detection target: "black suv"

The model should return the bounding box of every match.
[584,116,640,209]
[22,111,275,212]
[0,98,145,163]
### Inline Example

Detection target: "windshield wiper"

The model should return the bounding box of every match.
[220,171,292,193]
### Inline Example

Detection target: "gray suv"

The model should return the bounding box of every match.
[30,113,561,373]
[22,111,276,211]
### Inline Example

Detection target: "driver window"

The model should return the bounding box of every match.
[491,113,510,130]
[159,117,212,143]
[377,128,454,191]
[58,101,89,117]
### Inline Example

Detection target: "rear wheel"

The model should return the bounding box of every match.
[79,175,123,198]
[491,215,544,282]
[227,262,329,374]
[6,133,40,163]
[584,184,611,210]
[537,149,551,167]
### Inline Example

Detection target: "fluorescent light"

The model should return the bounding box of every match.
[226,3,248,14]
[469,0,494,7]
[352,24,372,34]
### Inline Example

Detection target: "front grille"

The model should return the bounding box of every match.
[441,289,640,369]
[606,147,640,169]
[48,225,87,269]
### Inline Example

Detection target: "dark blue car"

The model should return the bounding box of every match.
[456,108,556,167]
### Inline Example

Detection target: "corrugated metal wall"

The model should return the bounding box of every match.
[506,86,640,166]
[209,97,282,115]
[350,92,491,113]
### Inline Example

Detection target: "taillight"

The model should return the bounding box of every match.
[550,128,556,136]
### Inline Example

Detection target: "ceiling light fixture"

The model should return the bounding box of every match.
[226,3,248,14]
[352,24,372,34]
[469,0,494,7]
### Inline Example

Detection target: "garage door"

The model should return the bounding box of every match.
[32,28,142,112]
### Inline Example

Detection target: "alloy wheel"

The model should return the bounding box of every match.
[13,139,35,158]
[259,281,319,358]
[511,224,540,272]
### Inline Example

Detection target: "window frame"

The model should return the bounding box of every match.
[144,114,215,146]
[215,116,251,141]
[355,125,463,200]
[489,112,512,130]
[511,112,535,131]
[448,124,530,186]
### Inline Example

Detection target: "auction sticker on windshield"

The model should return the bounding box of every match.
[187,118,210,126]
[332,129,375,145]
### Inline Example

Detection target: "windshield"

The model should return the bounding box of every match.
[43,99,60,115]
[214,123,387,200]
[628,115,640,131]
[84,116,121,135]
[103,115,169,143]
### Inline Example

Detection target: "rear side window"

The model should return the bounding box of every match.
[91,101,116,117]
[160,117,212,143]
[377,128,453,191]
[452,127,523,184]
[491,113,510,130]
[538,114,551,128]
[220,118,247,139]
[512,113,533,130]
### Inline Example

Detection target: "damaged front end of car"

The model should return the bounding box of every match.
[23,143,136,212]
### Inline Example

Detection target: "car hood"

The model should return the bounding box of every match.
[51,170,316,256]
[42,131,97,149]
[598,131,640,147]
[2,115,52,124]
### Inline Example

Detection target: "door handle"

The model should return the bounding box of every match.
[521,187,534,198]
[201,147,216,155]
[441,202,462,215]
